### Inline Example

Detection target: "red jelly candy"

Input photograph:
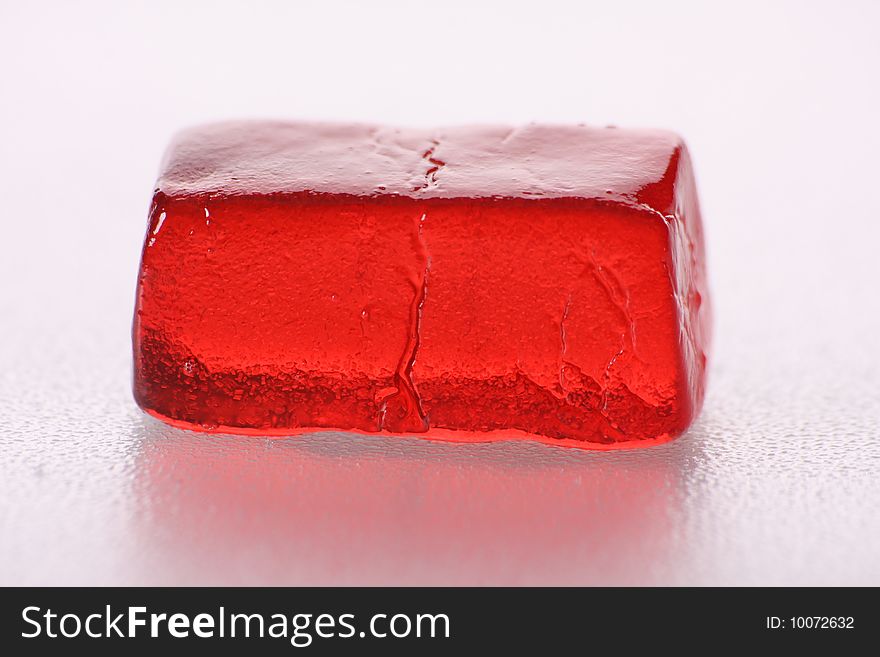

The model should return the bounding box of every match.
[133,122,710,448]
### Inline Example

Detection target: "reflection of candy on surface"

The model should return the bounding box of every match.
[134,427,686,585]
[133,122,710,448]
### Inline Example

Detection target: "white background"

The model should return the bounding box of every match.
[1,0,878,585]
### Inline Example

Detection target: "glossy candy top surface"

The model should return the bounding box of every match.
[158,121,683,211]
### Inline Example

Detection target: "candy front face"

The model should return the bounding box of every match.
[133,122,710,448]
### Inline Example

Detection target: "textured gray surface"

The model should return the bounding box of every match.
[1,0,879,585]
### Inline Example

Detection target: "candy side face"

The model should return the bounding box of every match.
[133,122,710,448]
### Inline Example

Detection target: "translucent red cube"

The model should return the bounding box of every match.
[133,122,710,448]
